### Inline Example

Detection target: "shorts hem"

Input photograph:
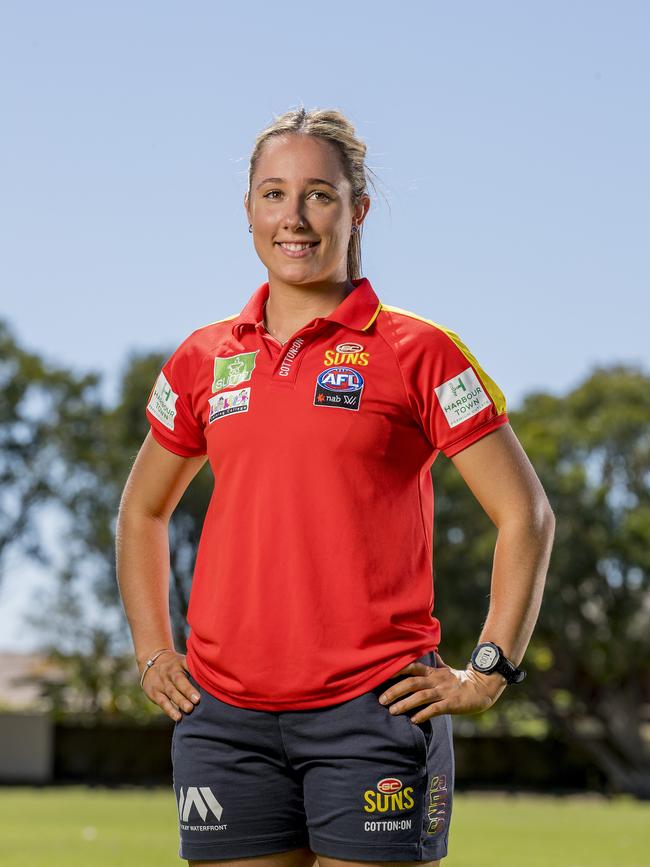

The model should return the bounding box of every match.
[308,832,448,862]
[179,830,310,860]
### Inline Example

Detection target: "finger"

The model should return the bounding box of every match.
[165,684,196,714]
[142,666,190,705]
[419,699,453,719]
[154,691,183,722]
[395,662,429,675]
[386,686,440,714]
[153,666,198,708]
[171,670,201,704]
[379,673,436,705]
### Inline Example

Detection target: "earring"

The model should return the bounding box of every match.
[248,224,253,233]
[351,225,359,234]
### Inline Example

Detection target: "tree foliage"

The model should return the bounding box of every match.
[433,364,650,796]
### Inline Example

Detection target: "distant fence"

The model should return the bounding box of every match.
[0,714,53,783]
[0,712,607,791]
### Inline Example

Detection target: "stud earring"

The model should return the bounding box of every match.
[351,225,359,234]
[248,224,253,233]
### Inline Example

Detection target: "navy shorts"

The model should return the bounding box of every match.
[172,650,454,862]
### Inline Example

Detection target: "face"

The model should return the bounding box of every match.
[244,134,369,288]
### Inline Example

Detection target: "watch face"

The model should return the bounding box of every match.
[473,644,499,671]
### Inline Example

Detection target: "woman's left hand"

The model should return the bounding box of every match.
[377,651,508,723]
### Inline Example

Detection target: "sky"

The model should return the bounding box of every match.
[1,1,649,650]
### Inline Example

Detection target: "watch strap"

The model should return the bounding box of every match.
[494,653,527,684]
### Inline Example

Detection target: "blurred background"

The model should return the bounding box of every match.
[1,2,648,865]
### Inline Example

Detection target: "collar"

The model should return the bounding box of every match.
[230,277,382,339]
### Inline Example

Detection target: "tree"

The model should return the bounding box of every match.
[47,347,213,654]
[433,364,650,797]
[10,334,212,715]
[0,319,91,582]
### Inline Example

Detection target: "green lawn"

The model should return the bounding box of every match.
[0,788,648,866]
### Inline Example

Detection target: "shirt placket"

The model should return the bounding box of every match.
[254,319,330,385]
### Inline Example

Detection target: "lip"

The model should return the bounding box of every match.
[275,241,320,259]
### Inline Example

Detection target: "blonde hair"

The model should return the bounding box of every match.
[247,106,381,281]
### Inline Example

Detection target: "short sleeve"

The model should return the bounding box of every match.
[403,324,509,458]
[145,334,207,457]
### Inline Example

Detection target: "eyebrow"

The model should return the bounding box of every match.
[256,177,339,191]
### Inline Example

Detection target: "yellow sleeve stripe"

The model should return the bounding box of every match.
[379,304,507,415]
[199,313,240,328]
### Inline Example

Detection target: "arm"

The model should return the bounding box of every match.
[378,423,556,720]
[452,422,555,673]
[115,430,208,720]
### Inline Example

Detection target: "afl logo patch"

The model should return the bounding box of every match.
[314,366,364,411]
[336,341,363,353]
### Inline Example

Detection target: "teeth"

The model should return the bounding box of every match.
[280,242,316,250]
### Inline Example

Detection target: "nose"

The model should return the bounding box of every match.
[280,193,309,231]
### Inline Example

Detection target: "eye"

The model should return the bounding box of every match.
[262,189,331,201]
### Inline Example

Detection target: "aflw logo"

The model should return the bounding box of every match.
[177,786,223,822]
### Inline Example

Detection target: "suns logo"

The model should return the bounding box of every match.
[363,777,416,814]
[323,342,370,367]
[426,774,449,836]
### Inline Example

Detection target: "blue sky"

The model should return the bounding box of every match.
[1,2,648,650]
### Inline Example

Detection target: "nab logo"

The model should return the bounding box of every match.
[177,786,223,822]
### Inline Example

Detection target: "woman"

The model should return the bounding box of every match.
[116,107,555,867]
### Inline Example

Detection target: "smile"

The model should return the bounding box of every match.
[276,242,320,258]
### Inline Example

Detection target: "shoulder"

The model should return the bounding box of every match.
[171,313,240,360]
[374,303,506,413]
[374,303,466,355]
[160,315,240,392]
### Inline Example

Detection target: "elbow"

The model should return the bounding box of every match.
[497,495,556,539]
[528,497,556,546]
[541,497,556,530]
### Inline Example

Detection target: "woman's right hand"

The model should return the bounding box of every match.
[139,650,201,721]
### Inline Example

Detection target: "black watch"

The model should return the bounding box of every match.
[470,642,526,684]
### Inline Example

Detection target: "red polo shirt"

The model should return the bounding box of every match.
[145,277,509,710]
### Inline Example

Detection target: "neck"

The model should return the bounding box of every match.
[263,275,356,344]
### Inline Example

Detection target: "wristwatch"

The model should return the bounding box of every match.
[470,642,526,684]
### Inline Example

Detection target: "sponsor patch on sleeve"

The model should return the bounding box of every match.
[147,371,179,431]
[434,367,492,428]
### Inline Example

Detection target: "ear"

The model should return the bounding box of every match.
[243,191,251,225]
[353,193,371,229]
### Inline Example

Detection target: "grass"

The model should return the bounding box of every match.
[0,787,648,866]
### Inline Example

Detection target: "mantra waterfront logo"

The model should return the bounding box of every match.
[177,786,223,823]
